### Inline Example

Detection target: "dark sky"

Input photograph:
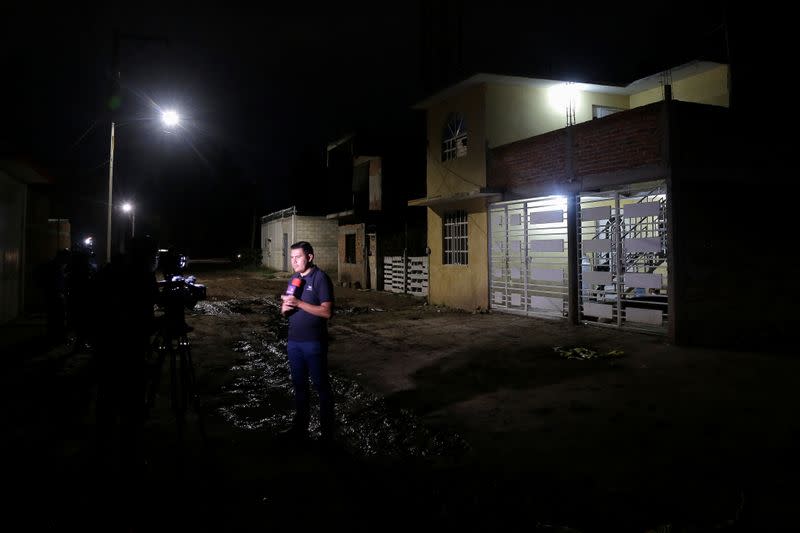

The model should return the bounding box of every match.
[3,2,770,257]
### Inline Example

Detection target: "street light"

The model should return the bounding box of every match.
[105,109,180,263]
[122,202,135,238]
[162,109,180,127]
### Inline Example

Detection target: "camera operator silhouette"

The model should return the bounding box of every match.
[144,247,205,423]
[65,242,98,354]
[156,247,204,337]
[35,248,70,346]
[92,235,159,482]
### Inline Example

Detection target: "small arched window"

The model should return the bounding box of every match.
[441,113,468,162]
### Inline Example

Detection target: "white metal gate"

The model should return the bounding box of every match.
[578,180,669,334]
[383,256,429,296]
[489,196,569,318]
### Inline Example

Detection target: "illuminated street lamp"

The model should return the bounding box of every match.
[122,202,135,238]
[105,109,179,262]
[161,109,179,127]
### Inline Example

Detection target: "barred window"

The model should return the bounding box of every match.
[441,113,468,162]
[443,210,468,265]
[345,234,356,264]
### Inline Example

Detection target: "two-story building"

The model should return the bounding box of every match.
[325,128,427,292]
[411,61,737,346]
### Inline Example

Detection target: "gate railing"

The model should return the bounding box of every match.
[383,256,429,296]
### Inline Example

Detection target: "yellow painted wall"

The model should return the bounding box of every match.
[427,199,489,310]
[426,84,487,196]
[424,84,491,311]
[486,83,629,148]
[630,64,729,108]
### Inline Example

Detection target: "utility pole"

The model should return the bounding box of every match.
[105,29,121,264]
[104,30,169,264]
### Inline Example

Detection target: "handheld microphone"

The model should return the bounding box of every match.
[285,277,304,297]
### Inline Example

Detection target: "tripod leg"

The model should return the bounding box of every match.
[145,335,166,417]
[184,338,197,394]
[170,345,179,415]
[182,338,209,446]
[177,341,190,417]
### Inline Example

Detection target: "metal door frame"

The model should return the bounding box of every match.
[489,196,569,319]
[577,180,669,334]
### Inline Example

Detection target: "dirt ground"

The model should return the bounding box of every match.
[5,262,800,532]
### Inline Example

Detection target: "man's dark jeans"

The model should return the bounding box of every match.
[287,340,334,437]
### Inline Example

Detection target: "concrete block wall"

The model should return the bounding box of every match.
[261,215,337,272]
[297,216,338,273]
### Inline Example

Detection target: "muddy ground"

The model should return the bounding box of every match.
[5,262,800,532]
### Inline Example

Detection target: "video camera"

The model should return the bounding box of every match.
[158,275,207,309]
[156,250,206,334]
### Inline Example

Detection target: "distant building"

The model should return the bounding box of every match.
[324,128,427,292]
[260,206,338,273]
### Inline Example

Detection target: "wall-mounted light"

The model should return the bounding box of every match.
[548,83,580,125]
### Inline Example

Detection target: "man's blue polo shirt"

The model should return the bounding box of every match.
[287,267,334,342]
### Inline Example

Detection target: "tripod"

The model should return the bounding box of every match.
[145,310,199,422]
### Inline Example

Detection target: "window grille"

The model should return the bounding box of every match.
[443,210,468,265]
[441,113,468,162]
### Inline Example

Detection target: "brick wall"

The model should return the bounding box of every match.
[489,129,566,190]
[573,104,663,177]
[489,102,665,191]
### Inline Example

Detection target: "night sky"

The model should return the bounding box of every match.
[2,2,776,257]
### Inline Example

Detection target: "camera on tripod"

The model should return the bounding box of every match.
[156,249,206,336]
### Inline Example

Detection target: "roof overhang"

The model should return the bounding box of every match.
[408,189,503,208]
[412,61,727,109]
[326,134,354,152]
[326,209,355,220]
[0,160,51,184]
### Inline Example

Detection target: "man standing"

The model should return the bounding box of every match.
[280,241,335,441]
[93,235,159,484]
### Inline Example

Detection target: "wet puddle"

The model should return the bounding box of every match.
[193,298,270,316]
[214,297,468,458]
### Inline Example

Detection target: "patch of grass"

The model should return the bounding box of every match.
[553,346,625,360]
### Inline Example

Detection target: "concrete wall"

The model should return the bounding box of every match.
[426,83,488,195]
[424,84,491,310]
[427,198,489,311]
[630,64,729,108]
[261,215,338,273]
[337,223,366,287]
[486,83,630,148]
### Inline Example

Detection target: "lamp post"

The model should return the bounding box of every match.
[105,121,115,263]
[122,202,135,238]
[105,109,180,263]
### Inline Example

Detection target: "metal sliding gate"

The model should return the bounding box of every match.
[578,180,669,334]
[489,196,569,319]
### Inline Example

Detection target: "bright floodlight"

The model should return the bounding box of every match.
[548,82,580,112]
[84,236,93,246]
[122,202,133,213]
[161,110,180,127]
